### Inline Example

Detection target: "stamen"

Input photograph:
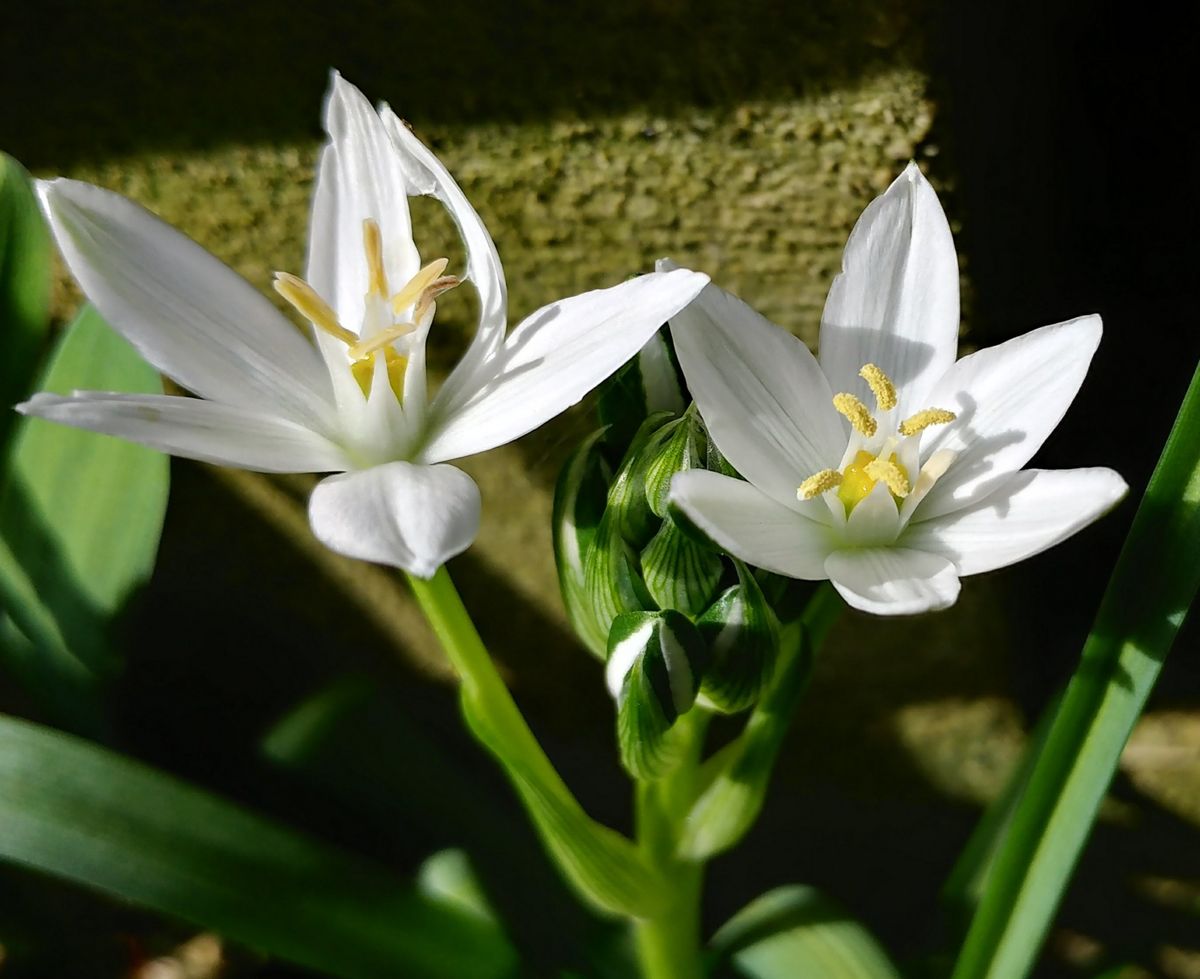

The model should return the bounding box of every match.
[391,258,450,315]
[348,323,417,361]
[864,458,911,497]
[798,469,844,500]
[859,363,898,411]
[363,219,388,297]
[412,274,460,323]
[899,408,957,436]
[832,393,877,437]
[274,272,358,346]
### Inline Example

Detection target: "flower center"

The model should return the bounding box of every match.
[272,219,459,399]
[797,363,958,517]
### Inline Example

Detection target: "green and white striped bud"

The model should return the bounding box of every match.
[552,429,614,658]
[696,561,780,714]
[606,610,706,780]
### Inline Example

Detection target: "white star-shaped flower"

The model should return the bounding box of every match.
[666,164,1126,615]
[20,73,707,577]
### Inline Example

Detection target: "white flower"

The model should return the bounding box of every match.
[20,73,708,578]
[666,164,1127,615]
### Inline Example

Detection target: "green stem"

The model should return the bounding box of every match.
[405,567,567,800]
[634,710,707,979]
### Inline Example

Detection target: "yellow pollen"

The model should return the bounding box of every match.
[273,272,358,346]
[858,363,898,411]
[348,323,417,361]
[363,219,388,297]
[391,258,450,316]
[863,457,911,498]
[832,393,877,437]
[351,349,408,399]
[797,469,843,500]
[899,407,958,436]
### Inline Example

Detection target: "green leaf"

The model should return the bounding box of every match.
[950,362,1200,979]
[0,712,518,979]
[710,885,901,979]
[609,610,706,780]
[552,428,613,658]
[0,305,168,727]
[678,585,840,860]
[418,849,505,929]
[0,154,52,443]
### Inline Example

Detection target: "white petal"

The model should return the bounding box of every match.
[420,269,708,463]
[18,392,350,473]
[903,467,1127,576]
[307,462,481,577]
[669,470,834,579]
[377,103,509,410]
[37,179,335,433]
[819,163,960,416]
[843,481,901,546]
[307,73,422,333]
[913,315,1102,519]
[668,278,845,509]
[825,547,961,615]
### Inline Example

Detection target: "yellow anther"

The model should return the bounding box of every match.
[351,349,408,399]
[363,219,388,297]
[798,469,843,500]
[864,457,911,498]
[899,408,957,436]
[348,323,416,362]
[274,272,358,346]
[859,363,897,411]
[391,258,450,316]
[832,393,877,437]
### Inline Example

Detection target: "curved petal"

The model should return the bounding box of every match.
[421,269,708,463]
[669,470,834,579]
[825,547,961,615]
[843,481,901,547]
[18,392,350,473]
[37,179,336,433]
[377,103,509,408]
[819,163,960,415]
[307,462,481,578]
[307,73,422,333]
[903,467,1127,576]
[668,277,845,509]
[913,314,1102,519]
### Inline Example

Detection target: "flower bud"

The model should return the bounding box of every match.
[696,561,780,714]
[606,610,706,779]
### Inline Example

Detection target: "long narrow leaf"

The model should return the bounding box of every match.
[0,305,168,727]
[0,154,52,444]
[951,362,1200,979]
[0,713,517,979]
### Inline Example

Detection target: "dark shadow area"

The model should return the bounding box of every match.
[6,0,927,169]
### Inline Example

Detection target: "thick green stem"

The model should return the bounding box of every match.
[633,711,707,979]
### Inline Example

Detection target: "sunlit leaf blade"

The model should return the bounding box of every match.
[0,304,168,678]
[418,849,504,928]
[678,585,839,860]
[0,713,518,979]
[0,154,52,444]
[710,885,901,979]
[951,362,1200,979]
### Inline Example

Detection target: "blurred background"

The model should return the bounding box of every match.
[2,0,1197,975]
